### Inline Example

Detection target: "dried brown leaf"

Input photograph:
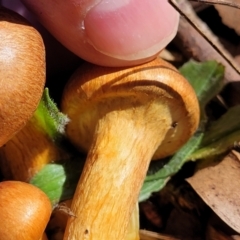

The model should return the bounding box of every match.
[214,1,240,35]
[186,151,240,233]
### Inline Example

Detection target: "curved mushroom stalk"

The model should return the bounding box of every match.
[61,58,200,239]
[0,116,70,181]
[126,203,140,240]
[0,88,71,181]
[46,200,139,239]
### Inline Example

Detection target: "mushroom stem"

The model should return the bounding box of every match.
[0,116,69,181]
[0,89,70,181]
[62,58,199,239]
[66,109,164,238]
[126,203,140,240]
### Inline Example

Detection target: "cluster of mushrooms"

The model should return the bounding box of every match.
[0,5,200,240]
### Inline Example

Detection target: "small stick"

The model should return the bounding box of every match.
[169,0,240,75]
[189,0,240,9]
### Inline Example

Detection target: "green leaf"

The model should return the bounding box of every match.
[33,88,69,141]
[189,105,240,160]
[30,158,84,206]
[179,60,224,109]
[201,105,240,146]
[139,178,169,202]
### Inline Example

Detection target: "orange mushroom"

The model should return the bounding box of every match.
[61,58,200,239]
[0,181,51,240]
[0,6,45,146]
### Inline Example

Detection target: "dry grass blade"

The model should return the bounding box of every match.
[189,0,240,9]
[171,0,240,83]
[169,0,240,75]
[187,150,240,233]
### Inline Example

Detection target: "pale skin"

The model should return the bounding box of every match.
[2,0,179,67]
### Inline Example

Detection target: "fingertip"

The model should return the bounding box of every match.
[84,0,179,60]
[20,0,179,66]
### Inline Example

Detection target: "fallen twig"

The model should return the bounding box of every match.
[170,0,240,83]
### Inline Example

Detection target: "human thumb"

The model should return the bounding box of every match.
[21,0,179,67]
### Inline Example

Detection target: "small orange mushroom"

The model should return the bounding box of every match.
[0,181,52,240]
[61,58,200,239]
[0,6,45,146]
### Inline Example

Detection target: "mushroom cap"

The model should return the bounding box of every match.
[0,181,52,240]
[62,58,199,159]
[0,7,45,146]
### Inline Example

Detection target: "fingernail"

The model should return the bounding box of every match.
[83,0,179,60]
